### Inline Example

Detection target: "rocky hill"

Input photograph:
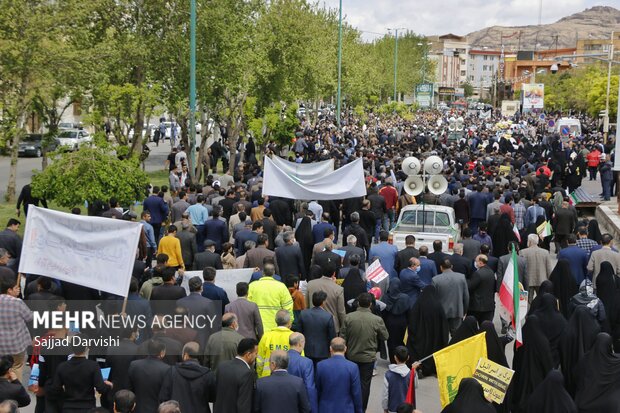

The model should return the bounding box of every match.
[465,6,620,51]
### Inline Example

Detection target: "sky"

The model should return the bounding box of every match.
[320,0,614,40]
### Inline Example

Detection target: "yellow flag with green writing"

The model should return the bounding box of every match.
[433,332,487,407]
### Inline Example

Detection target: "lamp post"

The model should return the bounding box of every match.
[189,0,197,178]
[417,41,432,83]
[336,0,343,127]
[604,31,615,144]
[388,28,406,102]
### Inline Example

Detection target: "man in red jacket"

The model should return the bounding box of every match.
[379,179,398,231]
[586,147,601,181]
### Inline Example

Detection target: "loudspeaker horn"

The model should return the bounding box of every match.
[424,155,444,175]
[428,175,448,195]
[404,176,424,196]
[401,156,421,175]
[448,116,456,131]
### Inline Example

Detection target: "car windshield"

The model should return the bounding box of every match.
[58,131,77,139]
[395,210,453,234]
[25,135,42,142]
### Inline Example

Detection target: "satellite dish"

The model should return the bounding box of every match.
[404,176,424,196]
[456,116,464,131]
[401,156,421,175]
[424,155,444,175]
[448,117,456,131]
[428,175,448,195]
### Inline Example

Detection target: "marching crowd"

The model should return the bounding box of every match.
[0,107,620,413]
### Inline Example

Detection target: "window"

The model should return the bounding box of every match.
[483,65,488,71]
[461,70,466,76]
[483,55,488,61]
[469,75,474,81]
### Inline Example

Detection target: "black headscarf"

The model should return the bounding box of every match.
[549,259,578,319]
[383,278,410,315]
[596,261,620,345]
[440,378,495,413]
[295,216,314,275]
[341,267,366,313]
[559,305,601,396]
[448,316,479,345]
[528,280,554,315]
[525,370,577,413]
[407,285,449,376]
[480,321,508,367]
[574,333,620,413]
[492,213,519,258]
[510,315,554,413]
[587,219,603,244]
[531,293,568,367]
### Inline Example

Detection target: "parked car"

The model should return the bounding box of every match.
[390,204,460,253]
[57,129,91,151]
[59,122,83,130]
[18,134,59,157]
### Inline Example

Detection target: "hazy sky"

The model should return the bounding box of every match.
[320,0,613,40]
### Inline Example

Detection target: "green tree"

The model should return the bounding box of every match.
[31,147,149,208]
[461,82,474,98]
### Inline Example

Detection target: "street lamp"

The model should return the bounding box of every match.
[604,31,615,143]
[336,0,343,127]
[417,41,432,83]
[388,28,406,102]
[189,0,197,178]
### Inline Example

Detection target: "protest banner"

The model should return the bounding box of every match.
[366,259,389,284]
[19,206,142,297]
[434,332,488,407]
[270,156,334,180]
[181,268,255,299]
[473,357,514,404]
[263,156,366,200]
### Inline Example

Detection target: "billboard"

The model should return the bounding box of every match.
[415,83,433,108]
[522,83,544,109]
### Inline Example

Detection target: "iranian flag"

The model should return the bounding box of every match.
[537,220,552,238]
[499,245,523,347]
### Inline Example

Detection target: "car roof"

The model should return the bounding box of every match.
[400,205,454,214]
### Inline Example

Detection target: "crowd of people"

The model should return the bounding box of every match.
[0,107,620,413]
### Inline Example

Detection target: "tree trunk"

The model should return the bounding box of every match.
[6,114,25,203]
[196,109,212,183]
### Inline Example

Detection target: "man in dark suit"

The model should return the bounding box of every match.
[235,221,262,256]
[193,240,223,270]
[448,243,473,277]
[128,339,171,413]
[315,337,363,413]
[554,200,576,249]
[150,267,186,315]
[298,290,336,366]
[557,234,589,285]
[214,338,258,413]
[143,186,169,245]
[312,240,342,275]
[102,328,139,410]
[159,342,215,413]
[202,266,229,313]
[205,207,229,253]
[177,222,197,270]
[255,350,311,413]
[340,235,366,268]
[467,254,497,324]
[395,235,419,273]
[244,234,279,273]
[342,212,369,255]
[312,213,337,245]
[226,282,264,341]
[275,231,306,279]
[428,239,449,273]
[261,209,278,251]
[177,276,219,348]
[467,185,490,234]
[480,244,498,273]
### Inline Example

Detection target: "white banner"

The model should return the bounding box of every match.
[181,268,255,299]
[263,156,366,200]
[19,206,142,297]
[270,156,334,180]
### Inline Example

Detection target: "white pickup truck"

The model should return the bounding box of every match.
[390,205,460,253]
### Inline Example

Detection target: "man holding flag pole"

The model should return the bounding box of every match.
[499,244,526,347]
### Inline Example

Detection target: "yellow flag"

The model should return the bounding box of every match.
[433,332,487,407]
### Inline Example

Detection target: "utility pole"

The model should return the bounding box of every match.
[604,32,615,143]
[189,0,197,177]
[389,28,406,102]
[336,0,343,127]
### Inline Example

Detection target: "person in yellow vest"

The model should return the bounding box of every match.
[157,225,185,274]
[248,263,293,331]
[256,309,294,377]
